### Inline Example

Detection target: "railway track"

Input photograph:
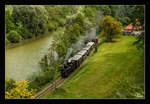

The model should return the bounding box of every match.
[34,77,65,99]
[34,48,96,99]
[34,34,103,99]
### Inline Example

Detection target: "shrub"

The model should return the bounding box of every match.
[29,66,57,91]
[5,78,15,91]
[5,79,36,99]
[7,30,22,43]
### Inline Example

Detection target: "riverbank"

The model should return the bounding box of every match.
[5,31,52,49]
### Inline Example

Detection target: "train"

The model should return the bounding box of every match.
[60,38,98,78]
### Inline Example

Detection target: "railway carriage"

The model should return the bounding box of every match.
[82,45,91,56]
[61,38,99,78]
[86,42,95,50]
[76,49,88,61]
[71,54,83,67]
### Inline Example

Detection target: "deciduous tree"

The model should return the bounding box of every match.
[101,16,123,42]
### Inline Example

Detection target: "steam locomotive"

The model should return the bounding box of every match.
[60,38,98,78]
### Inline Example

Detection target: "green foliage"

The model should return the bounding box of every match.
[5,79,36,99]
[5,78,16,91]
[83,7,96,26]
[116,16,131,26]
[131,6,144,51]
[133,32,144,51]
[47,21,57,31]
[131,6,144,26]
[5,9,16,34]
[101,16,123,42]
[20,28,33,39]
[114,77,144,98]
[45,5,69,31]
[7,30,22,43]
[42,36,144,98]
[55,41,67,57]
[29,64,61,91]
[122,5,136,18]
[98,5,111,16]
[35,69,54,86]
[109,6,119,17]
[12,5,48,36]
[120,17,130,26]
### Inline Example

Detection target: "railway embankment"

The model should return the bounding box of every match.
[41,36,144,98]
[34,34,104,98]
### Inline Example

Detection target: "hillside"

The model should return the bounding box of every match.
[41,36,144,98]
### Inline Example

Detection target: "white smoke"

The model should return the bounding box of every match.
[46,50,58,65]
[52,50,58,61]
[64,27,97,61]
[84,28,96,41]
[64,48,73,61]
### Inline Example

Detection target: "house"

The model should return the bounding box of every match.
[124,22,144,36]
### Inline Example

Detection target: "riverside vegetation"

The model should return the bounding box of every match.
[5,5,144,99]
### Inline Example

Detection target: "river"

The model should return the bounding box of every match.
[5,32,53,81]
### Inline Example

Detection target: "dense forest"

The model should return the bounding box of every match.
[5,5,135,44]
[5,5,144,99]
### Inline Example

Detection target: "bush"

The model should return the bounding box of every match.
[28,66,58,91]
[5,79,36,99]
[7,30,22,43]
[5,78,15,91]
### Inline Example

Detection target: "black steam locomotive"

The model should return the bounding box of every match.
[60,38,98,78]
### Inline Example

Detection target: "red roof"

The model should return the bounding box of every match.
[124,24,144,33]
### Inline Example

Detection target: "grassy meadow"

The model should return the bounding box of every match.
[41,36,144,99]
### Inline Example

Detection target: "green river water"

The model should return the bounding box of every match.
[5,32,53,81]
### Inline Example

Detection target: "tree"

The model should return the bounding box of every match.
[131,6,144,51]
[12,5,48,36]
[98,5,111,16]
[47,43,59,89]
[5,79,36,99]
[121,17,131,26]
[101,16,123,42]
[109,5,120,17]
[130,6,144,26]
[5,6,16,34]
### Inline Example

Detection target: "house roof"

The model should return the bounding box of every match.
[124,23,144,33]
[124,24,142,30]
